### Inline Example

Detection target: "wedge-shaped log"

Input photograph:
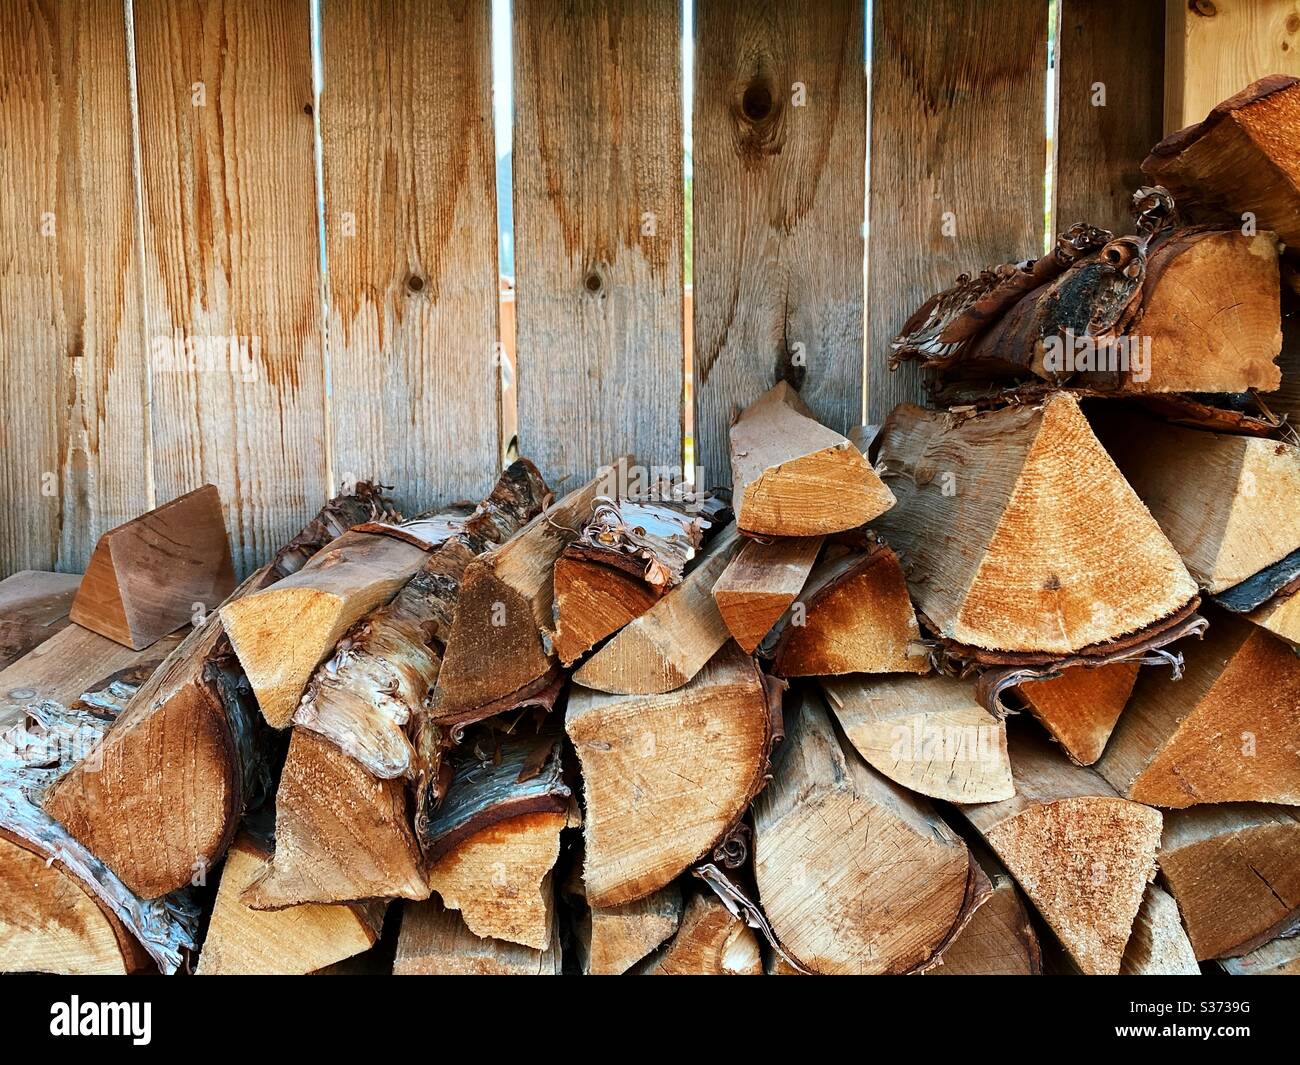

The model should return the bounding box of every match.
[195,835,385,975]
[754,692,979,975]
[1143,76,1300,246]
[571,524,741,695]
[394,897,561,976]
[713,535,822,654]
[1250,588,1300,649]
[1120,884,1200,976]
[1097,613,1300,808]
[958,731,1162,975]
[553,557,663,667]
[70,485,235,650]
[1159,804,1300,960]
[730,382,895,536]
[0,570,81,670]
[823,673,1013,802]
[926,846,1041,976]
[875,394,1197,655]
[1014,661,1140,766]
[577,881,684,976]
[567,644,776,907]
[634,892,761,976]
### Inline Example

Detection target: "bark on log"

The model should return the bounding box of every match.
[1221,934,1300,976]
[1013,661,1140,766]
[393,896,562,976]
[0,570,81,671]
[713,535,823,654]
[633,891,762,976]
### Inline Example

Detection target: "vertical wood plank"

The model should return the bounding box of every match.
[319,0,499,515]
[1055,0,1165,235]
[133,0,327,576]
[1165,0,1300,132]
[0,0,148,574]
[693,0,866,489]
[866,0,1049,422]
[513,0,683,490]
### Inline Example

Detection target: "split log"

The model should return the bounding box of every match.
[552,558,662,667]
[1159,804,1300,960]
[822,673,1013,802]
[393,896,562,976]
[958,730,1162,975]
[0,571,81,670]
[874,394,1197,657]
[766,543,929,677]
[1101,415,1300,594]
[926,847,1041,976]
[1143,75,1300,246]
[1013,661,1140,766]
[566,644,777,907]
[713,535,823,654]
[1221,935,1300,976]
[577,881,684,976]
[634,892,762,976]
[195,835,385,975]
[1250,587,1300,649]
[753,691,980,975]
[1120,883,1200,976]
[730,381,895,536]
[431,461,624,721]
[1096,612,1300,808]
[571,524,741,695]
[70,485,236,650]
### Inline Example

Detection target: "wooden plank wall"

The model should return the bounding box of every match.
[0,0,1294,576]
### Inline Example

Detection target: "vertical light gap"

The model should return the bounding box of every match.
[492,0,517,463]
[1044,0,1060,253]
[310,0,334,492]
[862,0,872,424]
[683,0,694,476]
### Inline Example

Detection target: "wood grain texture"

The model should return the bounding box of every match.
[692,0,866,487]
[1055,0,1165,234]
[133,0,327,577]
[867,0,1048,420]
[0,570,81,670]
[319,0,499,515]
[0,0,149,574]
[512,0,683,489]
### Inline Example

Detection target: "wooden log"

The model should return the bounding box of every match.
[1221,935,1300,976]
[0,570,81,670]
[1250,587,1300,648]
[1119,883,1200,976]
[1159,804,1300,960]
[567,644,777,907]
[70,485,235,650]
[553,558,663,668]
[958,730,1162,975]
[822,673,1012,802]
[753,691,980,975]
[571,524,741,695]
[874,394,1197,656]
[1145,75,1300,245]
[634,891,762,976]
[926,847,1041,976]
[577,881,684,976]
[1101,416,1300,595]
[1013,661,1140,766]
[730,382,894,537]
[195,835,385,975]
[768,544,930,677]
[394,896,562,976]
[1096,612,1300,808]
[713,536,823,654]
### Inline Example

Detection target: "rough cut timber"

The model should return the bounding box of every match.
[1101,416,1300,594]
[1119,883,1200,977]
[572,524,741,695]
[634,891,762,976]
[1143,76,1300,246]
[713,535,823,654]
[822,673,1013,802]
[0,570,81,670]
[926,846,1041,976]
[1013,661,1140,766]
[1221,935,1300,976]
[958,730,1162,975]
[874,394,1197,656]
[69,485,236,650]
[394,896,562,976]
[729,382,895,536]
[576,880,684,976]
[553,558,662,667]
[567,644,776,907]
[431,461,624,721]
[1158,804,1300,961]
[1096,612,1300,808]
[753,692,981,976]
[767,543,930,677]
[196,835,385,975]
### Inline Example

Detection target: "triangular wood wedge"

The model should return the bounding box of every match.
[874,394,1197,655]
[1096,612,1300,808]
[0,570,81,670]
[633,891,762,975]
[730,381,895,536]
[553,557,663,666]
[1158,804,1300,960]
[926,846,1041,976]
[753,691,980,975]
[1119,884,1200,976]
[823,673,1013,802]
[957,730,1162,975]
[1014,661,1141,766]
[566,644,777,907]
[394,897,562,976]
[1250,587,1300,648]
[713,535,823,654]
[576,881,684,976]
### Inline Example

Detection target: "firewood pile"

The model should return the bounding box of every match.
[2,77,1298,978]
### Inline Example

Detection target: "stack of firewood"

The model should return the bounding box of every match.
[1,77,1298,978]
